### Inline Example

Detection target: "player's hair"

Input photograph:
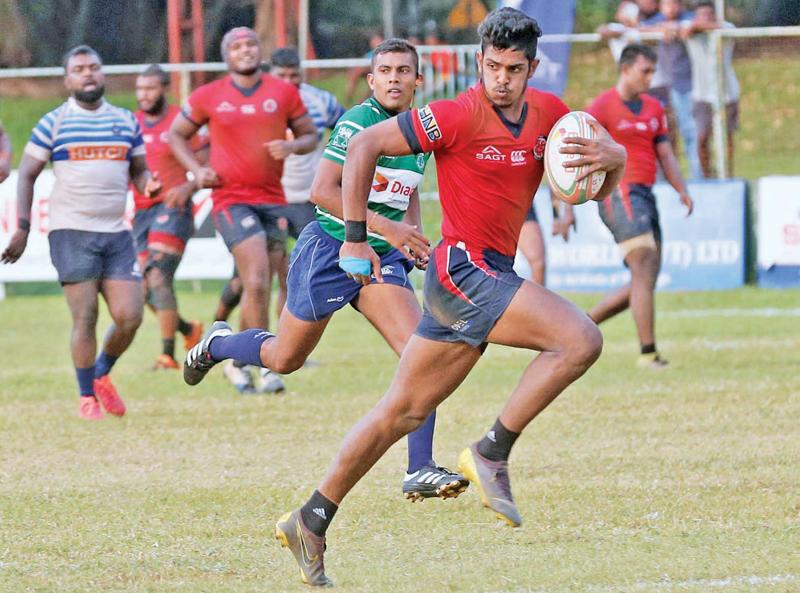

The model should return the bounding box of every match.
[140,64,170,86]
[370,38,420,75]
[477,7,542,62]
[62,45,102,72]
[619,43,658,68]
[694,0,715,11]
[271,47,301,69]
[220,26,259,60]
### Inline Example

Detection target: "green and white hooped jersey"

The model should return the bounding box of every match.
[319,97,430,253]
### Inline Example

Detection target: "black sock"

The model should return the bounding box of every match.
[477,418,520,462]
[641,343,656,355]
[162,338,176,359]
[300,490,338,537]
[177,318,192,336]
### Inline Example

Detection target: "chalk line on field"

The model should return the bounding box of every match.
[486,573,799,593]
[661,308,800,318]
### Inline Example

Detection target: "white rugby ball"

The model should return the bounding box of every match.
[544,111,607,205]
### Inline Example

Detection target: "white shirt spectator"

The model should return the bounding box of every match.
[684,21,740,104]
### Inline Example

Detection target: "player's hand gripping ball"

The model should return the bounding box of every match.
[545,111,607,205]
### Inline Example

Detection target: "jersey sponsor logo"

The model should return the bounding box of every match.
[241,104,256,114]
[635,122,648,131]
[510,150,527,165]
[263,99,278,113]
[330,125,354,150]
[160,131,169,143]
[67,145,129,161]
[372,172,416,196]
[617,120,634,131]
[533,135,547,161]
[475,145,505,162]
[216,101,236,113]
[650,117,659,131]
[418,105,441,142]
[143,133,154,144]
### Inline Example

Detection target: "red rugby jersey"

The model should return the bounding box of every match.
[184,74,307,211]
[402,84,568,257]
[133,105,207,211]
[587,88,668,187]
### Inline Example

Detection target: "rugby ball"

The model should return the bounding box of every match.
[544,111,607,205]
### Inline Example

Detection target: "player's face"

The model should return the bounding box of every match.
[272,66,302,88]
[136,75,167,115]
[623,55,657,95]
[367,52,421,113]
[65,53,105,103]
[227,37,262,75]
[477,45,537,109]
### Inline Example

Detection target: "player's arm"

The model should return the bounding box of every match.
[1,153,46,264]
[169,113,219,188]
[266,114,318,160]
[310,155,429,257]
[339,117,418,285]
[562,119,627,202]
[163,144,208,209]
[404,189,429,270]
[0,125,11,183]
[129,154,161,198]
[656,139,693,215]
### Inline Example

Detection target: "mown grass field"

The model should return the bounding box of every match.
[1,286,799,593]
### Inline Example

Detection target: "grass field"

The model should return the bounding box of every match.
[1,286,799,593]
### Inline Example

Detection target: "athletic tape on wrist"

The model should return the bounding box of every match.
[344,220,367,243]
[339,256,372,276]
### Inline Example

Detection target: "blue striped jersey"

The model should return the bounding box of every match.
[281,83,346,203]
[25,97,145,233]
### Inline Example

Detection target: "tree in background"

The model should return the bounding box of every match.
[0,0,31,66]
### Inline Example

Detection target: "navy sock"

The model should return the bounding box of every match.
[477,418,520,462]
[162,338,176,358]
[641,343,656,355]
[177,317,192,336]
[208,329,271,366]
[94,352,119,378]
[76,366,96,397]
[300,490,338,537]
[406,410,436,473]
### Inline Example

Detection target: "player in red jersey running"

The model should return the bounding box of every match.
[273,8,627,586]
[586,44,693,369]
[133,65,205,370]
[169,27,318,393]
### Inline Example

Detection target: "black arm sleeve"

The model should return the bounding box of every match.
[397,111,424,154]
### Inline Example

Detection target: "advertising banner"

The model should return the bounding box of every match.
[757,176,800,288]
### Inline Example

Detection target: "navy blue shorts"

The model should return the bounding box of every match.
[598,183,662,245]
[286,221,414,322]
[49,230,142,285]
[415,240,523,348]
[132,202,194,255]
[281,202,317,240]
[213,204,289,252]
[525,201,539,223]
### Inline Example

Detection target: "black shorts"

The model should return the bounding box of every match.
[281,202,317,240]
[598,183,661,245]
[49,229,142,285]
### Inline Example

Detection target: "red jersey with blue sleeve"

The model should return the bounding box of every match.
[133,104,208,210]
[183,74,307,212]
[587,88,668,186]
[398,84,568,257]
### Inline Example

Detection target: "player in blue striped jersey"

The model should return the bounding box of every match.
[2,46,161,420]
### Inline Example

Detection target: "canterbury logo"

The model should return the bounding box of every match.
[68,145,128,161]
[296,522,319,566]
[510,150,526,164]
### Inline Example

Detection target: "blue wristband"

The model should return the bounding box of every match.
[339,256,372,276]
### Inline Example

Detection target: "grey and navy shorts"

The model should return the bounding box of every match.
[415,240,523,348]
[598,183,662,254]
[213,203,288,252]
[49,229,142,285]
[132,202,194,257]
[525,201,539,223]
[281,202,317,240]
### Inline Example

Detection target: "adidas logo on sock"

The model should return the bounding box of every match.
[312,507,327,520]
[487,430,497,442]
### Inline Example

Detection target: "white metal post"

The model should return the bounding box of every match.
[712,28,729,179]
[298,0,309,65]
[383,0,394,39]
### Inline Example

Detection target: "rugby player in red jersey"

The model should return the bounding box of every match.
[134,64,205,370]
[273,8,627,586]
[169,27,317,394]
[586,44,693,369]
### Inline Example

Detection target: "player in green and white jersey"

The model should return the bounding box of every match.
[184,39,469,505]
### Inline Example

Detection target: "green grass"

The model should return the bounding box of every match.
[1,286,799,592]
[1,53,798,181]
